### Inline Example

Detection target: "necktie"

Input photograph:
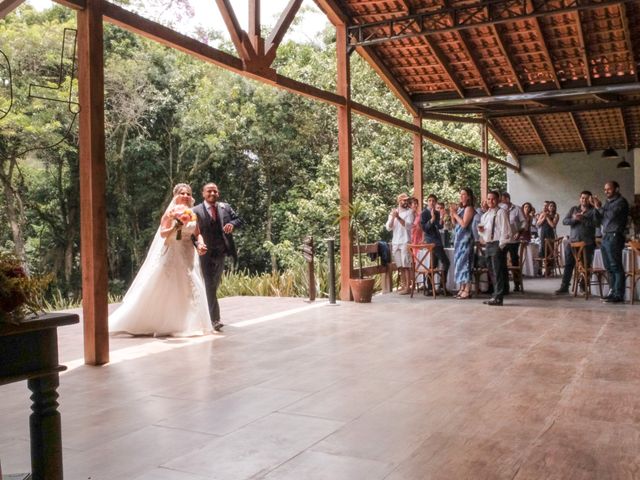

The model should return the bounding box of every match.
[490,210,497,241]
[209,205,217,221]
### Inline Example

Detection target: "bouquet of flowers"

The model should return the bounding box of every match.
[171,206,197,240]
[0,251,52,324]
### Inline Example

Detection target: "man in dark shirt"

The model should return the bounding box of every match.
[555,191,598,295]
[593,181,629,303]
[420,194,450,293]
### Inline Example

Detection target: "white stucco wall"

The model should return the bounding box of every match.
[506,149,636,236]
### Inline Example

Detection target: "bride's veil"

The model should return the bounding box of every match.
[119,196,179,304]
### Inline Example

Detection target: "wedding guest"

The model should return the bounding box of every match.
[450,188,476,299]
[386,193,414,294]
[593,181,629,303]
[409,197,423,245]
[555,191,598,295]
[420,193,449,293]
[500,192,527,292]
[520,202,534,243]
[529,205,538,238]
[437,201,453,247]
[536,200,559,275]
[478,191,511,306]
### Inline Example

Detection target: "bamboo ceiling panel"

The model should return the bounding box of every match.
[334,0,640,155]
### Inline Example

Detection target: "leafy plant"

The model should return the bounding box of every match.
[0,251,52,324]
[335,200,369,279]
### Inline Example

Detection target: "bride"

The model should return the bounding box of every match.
[109,183,213,336]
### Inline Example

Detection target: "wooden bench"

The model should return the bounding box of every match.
[352,243,397,293]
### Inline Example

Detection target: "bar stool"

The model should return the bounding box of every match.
[407,243,446,299]
[625,241,640,305]
[570,241,607,300]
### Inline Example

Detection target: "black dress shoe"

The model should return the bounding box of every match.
[213,322,225,332]
[554,287,569,295]
[483,298,503,306]
[514,284,521,292]
[603,297,624,304]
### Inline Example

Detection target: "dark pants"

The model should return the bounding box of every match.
[561,242,595,289]
[432,245,450,289]
[601,232,626,299]
[200,254,226,323]
[502,242,520,290]
[486,242,506,301]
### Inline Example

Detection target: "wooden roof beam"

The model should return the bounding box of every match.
[486,98,640,117]
[356,46,419,116]
[531,17,561,89]
[313,0,347,26]
[575,11,592,86]
[568,112,588,153]
[248,0,263,57]
[490,24,524,94]
[618,3,638,81]
[214,0,256,61]
[487,119,520,164]
[619,108,629,151]
[1,0,25,19]
[424,36,465,98]
[265,0,303,63]
[527,116,550,156]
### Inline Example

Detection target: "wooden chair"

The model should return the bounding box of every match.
[534,238,557,277]
[570,241,607,300]
[506,241,526,293]
[625,241,640,305]
[472,242,490,296]
[407,243,446,299]
[553,237,565,276]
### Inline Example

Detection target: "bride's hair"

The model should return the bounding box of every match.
[172,183,195,207]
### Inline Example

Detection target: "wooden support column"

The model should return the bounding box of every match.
[413,115,423,206]
[336,24,353,301]
[77,0,109,365]
[480,121,489,202]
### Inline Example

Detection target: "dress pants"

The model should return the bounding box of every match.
[601,232,625,299]
[561,242,595,289]
[486,242,506,301]
[201,254,226,323]
[431,245,450,290]
[502,242,520,290]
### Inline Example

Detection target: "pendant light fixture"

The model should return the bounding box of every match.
[602,147,619,159]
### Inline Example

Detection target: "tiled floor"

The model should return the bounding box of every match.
[2,279,640,479]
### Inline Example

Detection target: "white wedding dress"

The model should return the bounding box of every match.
[109,217,212,337]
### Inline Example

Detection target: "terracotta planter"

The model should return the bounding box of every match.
[350,278,375,303]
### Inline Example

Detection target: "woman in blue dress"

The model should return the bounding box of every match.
[450,188,476,299]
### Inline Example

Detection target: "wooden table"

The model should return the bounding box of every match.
[0,313,79,480]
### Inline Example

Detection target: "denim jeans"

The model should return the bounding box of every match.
[600,232,625,298]
[561,242,595,289]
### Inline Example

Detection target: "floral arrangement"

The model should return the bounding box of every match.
[0,251,52,324]
[171,206,197,240]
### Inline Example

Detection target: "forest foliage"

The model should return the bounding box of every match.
[0,3,506,301]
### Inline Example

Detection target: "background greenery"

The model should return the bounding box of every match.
[0,4,506,304]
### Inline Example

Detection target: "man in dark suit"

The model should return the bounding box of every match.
[193,182,244,331]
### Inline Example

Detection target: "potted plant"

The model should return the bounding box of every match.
[337,200,375,303]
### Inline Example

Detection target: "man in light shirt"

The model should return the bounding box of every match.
[500,192,526,293]
[478,191,511,306]
[386,192,415,294]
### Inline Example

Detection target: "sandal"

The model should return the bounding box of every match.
[457,291,472,300]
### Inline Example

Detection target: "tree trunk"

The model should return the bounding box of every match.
[1,160,27,263]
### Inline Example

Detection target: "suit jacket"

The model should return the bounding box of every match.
[193,201,244,262]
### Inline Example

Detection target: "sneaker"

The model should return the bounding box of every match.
[554,287,569,295]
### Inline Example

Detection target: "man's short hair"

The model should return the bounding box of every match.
[488,190,500,200]
[436,202,445,208]
[501,192,511,199]
[427,194,438,201]
[605,180,620,190]
[580,190,592,197]
[202,182,217,191]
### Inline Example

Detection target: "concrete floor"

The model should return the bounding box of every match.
[1,278,640,479]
